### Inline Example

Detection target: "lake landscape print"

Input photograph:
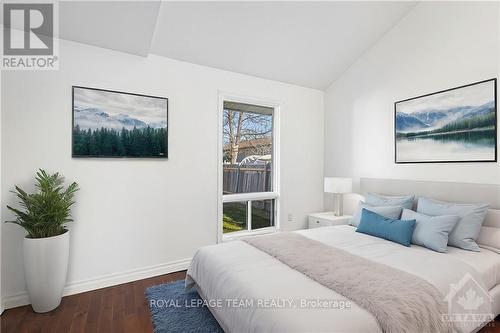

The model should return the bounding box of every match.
[395,79,496,163]
[72,87,168,158]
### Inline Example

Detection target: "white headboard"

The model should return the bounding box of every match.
[359,178,500,209]
[357,178,500,227]
[349,178,500,253]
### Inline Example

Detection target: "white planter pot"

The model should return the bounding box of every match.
[23,230,70,313]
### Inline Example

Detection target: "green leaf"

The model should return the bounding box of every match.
[5,169,79,238]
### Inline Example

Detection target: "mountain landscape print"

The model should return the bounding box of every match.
[395,79,496,163]
[72,86,168,158]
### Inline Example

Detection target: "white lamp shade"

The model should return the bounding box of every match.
[324,177,352,194]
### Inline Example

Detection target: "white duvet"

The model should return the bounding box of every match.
[186,226,497,333]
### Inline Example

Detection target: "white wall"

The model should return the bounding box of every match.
[1,40,324,307]
[0,70,3,313]
[324,1,500,197]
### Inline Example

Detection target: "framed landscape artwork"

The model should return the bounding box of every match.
[395,79,497,163]
[72,86,168,158]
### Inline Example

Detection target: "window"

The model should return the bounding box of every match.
[219,98,279,239]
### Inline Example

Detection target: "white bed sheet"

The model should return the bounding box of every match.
[187,225,496,333]
[447,246,500,290]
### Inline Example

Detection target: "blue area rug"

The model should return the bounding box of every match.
[145,280,224,333]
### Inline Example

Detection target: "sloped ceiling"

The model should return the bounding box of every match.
[150,1,416,89]
[59,1,161,56]
[6,1,417,89]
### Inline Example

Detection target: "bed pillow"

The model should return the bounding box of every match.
[356,209,416,246]
[401,209,459,253]
[350,202,403,227]
[477,227,500,254]
[416,197,489,252]
[365,192,414,209]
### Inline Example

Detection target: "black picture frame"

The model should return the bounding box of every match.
[394,78,497,164]
[72,86,169,158]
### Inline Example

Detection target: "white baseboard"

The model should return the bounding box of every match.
[2,257,191,310]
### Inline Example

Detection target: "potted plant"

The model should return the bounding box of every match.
[6,169,79,313]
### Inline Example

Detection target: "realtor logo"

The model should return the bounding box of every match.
[4,3,53,55]
[1,2,59,69]
[442,273,494,328]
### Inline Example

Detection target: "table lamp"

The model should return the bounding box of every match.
[324,177,352,216]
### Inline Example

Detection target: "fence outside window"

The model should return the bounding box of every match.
[223,163,272,194]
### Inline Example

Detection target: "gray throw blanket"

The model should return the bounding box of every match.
[244,232,451,333]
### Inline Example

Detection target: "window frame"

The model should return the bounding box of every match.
[217,92,281,242]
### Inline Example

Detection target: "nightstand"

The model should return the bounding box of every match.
[308,212,352,229]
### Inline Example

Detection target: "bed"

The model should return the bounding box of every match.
[186,178,500,332]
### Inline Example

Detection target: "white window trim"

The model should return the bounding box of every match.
[217,91,281,243]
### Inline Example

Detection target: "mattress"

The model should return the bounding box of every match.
[187,225,498,333]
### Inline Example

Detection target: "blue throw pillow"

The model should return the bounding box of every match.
[350,202,403,227]
[356,209,416,246]
[365,192,414,209]
[401,209,459,253]
[417,197,489,251]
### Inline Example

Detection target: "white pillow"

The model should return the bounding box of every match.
[477,226,500,254]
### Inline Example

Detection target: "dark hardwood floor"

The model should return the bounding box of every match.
[0,269,498,333]
[0,270,186,333]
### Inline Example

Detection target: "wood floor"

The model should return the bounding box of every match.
[0,269,498,333]
[0,270,186,333]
